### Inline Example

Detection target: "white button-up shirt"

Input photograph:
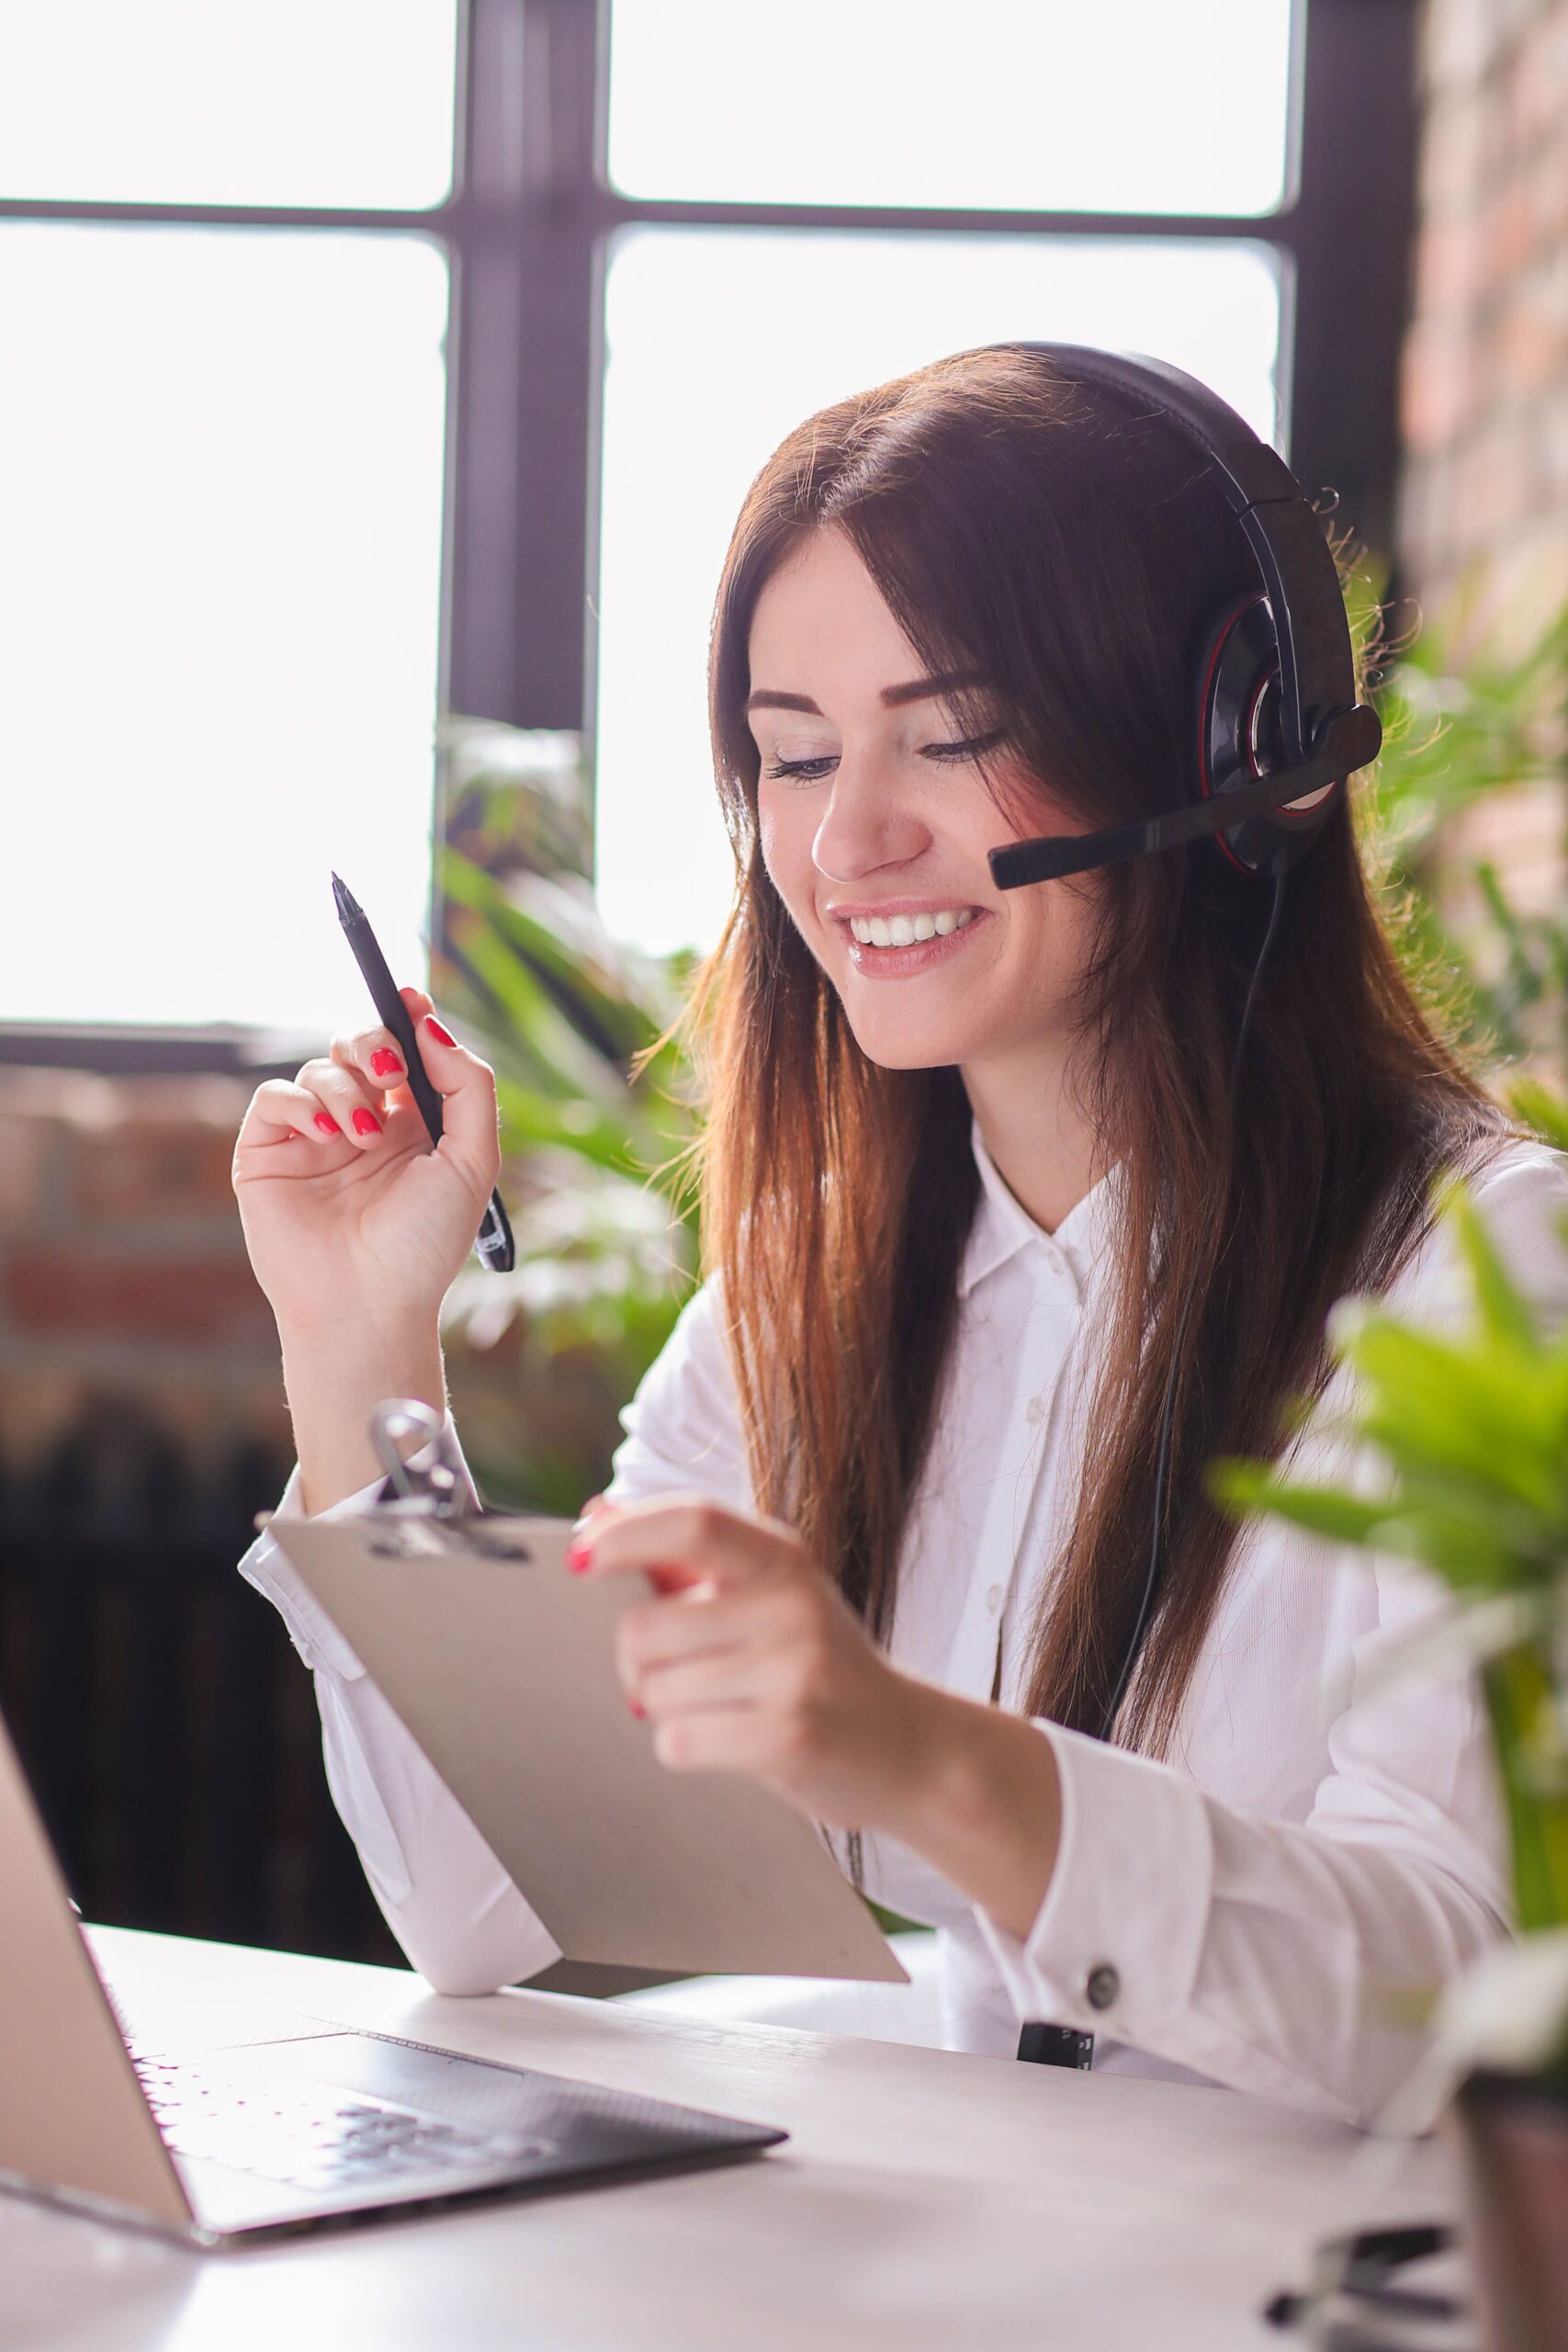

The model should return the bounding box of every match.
[239,1126,1568,2127]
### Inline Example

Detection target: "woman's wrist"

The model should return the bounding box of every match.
[878,1677,1063,1945]
[279,1312,447,1514]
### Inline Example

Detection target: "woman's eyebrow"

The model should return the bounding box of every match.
[880,670,983,709]
[744,670,982,718]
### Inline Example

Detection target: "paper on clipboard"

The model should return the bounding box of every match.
[273,1512,909,1984]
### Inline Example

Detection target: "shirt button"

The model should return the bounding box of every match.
[1085,1963,1120,2013]
[985,1583,1004,1614]
[1023,1394,1045,1426]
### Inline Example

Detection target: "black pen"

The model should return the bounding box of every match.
[331,872,515,1274]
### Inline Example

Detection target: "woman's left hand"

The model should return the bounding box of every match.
[568,1495,937,1835]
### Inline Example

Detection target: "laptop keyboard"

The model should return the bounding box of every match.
[132,2052,555,2194]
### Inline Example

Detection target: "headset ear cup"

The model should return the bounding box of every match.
[1198,594,1338,878]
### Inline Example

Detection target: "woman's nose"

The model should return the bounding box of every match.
[810,757,930,883]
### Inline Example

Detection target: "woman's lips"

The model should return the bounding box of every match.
[839,908,993,978]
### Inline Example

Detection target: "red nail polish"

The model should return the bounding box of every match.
[566,1540,591,1575]
[628,1700,647,1721]
[369,1048,401,1078]
[351,1108,381,1136]
[313,1112,341,1136]
[424,1014,457,1049]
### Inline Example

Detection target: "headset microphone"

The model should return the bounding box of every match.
[988,704,1381,890]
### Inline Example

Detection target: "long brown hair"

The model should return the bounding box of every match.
[683,345,1512,1758]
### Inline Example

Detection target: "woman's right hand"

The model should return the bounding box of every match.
[233,986,502,1346]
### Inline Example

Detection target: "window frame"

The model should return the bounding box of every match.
[0,0,1418,1066]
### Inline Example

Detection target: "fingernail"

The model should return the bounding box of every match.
[627,1700,646,1721]
[313,1112,341,1136]
[566,1539,592,1575]
[369,1048,401,1078]
[424,1014,457,1049]
[351,1108,382,1136]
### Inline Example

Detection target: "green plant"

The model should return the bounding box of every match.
[1208,1145,1568,1950]
[429,719,706,1511]
[1352,570,1568,1068]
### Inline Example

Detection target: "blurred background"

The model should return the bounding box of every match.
[0,0,1562,1966]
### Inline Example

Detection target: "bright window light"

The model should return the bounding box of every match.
[609,0,1294,217]
[0,0,459,209]
[0,226,449,1030]
[594,230,1283,958]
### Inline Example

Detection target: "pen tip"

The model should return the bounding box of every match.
[331,872,361,921]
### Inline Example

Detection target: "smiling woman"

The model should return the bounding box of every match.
[744,533,1103,1088]
[234,344,1568,2126]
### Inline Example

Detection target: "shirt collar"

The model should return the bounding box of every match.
[958,1117,1125,1303]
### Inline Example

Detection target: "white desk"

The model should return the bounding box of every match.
[0,1927,1453,2352]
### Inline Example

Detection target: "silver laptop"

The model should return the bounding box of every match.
[0,1710,785,2246]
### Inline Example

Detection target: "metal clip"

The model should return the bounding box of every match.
[368,1398,469,1519]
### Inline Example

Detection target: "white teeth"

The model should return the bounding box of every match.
[847,907,976,946]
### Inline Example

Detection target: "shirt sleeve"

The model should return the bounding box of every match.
[238,1431,560,1996]
[236,1283,753,1996]
[974,1139,1568,2128]
[602,1278,754,1512]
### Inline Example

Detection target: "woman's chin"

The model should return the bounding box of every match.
[842,1017,983,1072]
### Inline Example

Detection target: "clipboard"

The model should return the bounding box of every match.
[269,1405,908,1984]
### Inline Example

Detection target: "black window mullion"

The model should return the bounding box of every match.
[446,0,603,736]
[1280,0,1420,583]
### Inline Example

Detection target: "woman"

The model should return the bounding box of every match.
[234,346,1568,2127]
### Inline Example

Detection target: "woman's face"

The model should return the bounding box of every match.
[749,526,1104,1076]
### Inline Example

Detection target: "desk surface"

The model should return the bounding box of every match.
[1,1927,1451,2352]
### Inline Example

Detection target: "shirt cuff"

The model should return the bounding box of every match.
[237,1463,382,1679]
[974,1722,1214,2041]
[237,1414,469,1679]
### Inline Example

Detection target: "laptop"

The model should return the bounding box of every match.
[0,1709,786,2246]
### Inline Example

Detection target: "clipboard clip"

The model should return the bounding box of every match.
[364,1399,537,1563]
[369,1398,471,1519]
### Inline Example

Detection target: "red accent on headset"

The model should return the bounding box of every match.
[1197,595,1261,877]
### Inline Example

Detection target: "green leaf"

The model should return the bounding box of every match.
[1433,1174,1540,1353]
[1206,1458,1393,1544]
[1509,1078,1568,1156]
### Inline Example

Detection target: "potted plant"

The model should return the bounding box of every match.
[1208,1091,1568,2351]
[427,718,702,1512]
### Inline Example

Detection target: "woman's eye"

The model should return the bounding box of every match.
[920,729,1004,764]
[764,752,838,782]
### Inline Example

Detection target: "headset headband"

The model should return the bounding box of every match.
[1025,344,1356,768]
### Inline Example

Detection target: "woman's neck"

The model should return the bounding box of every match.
[960,1038,1108,1237]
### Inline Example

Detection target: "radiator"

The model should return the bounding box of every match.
[0,1405,397,1966]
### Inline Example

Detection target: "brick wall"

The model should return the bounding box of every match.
[1401,0,1568,650]
[0,1066,288,1475]
[1398,0,1568,983]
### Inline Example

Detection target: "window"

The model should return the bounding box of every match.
[606,0,1292,216]
[0,0,1420,1046]
[0,1,457,209]
[0,1,457,1033]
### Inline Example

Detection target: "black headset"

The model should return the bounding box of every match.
[983,345,1382,1747]
[987,344,1382,895]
